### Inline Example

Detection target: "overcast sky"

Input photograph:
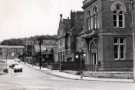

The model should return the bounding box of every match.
[0,0,83,41]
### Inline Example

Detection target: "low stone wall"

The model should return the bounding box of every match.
[83,72,133,79]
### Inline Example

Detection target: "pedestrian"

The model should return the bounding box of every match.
[80,71,84,79]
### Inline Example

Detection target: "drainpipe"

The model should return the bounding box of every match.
[130,0,135,81]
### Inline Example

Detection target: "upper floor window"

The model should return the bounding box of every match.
[93,7,98,29]
[0,48,2,55]
[59,40,61,48]
[113,9,125,28]
[111,2,126,28]
[87,10,91,30]
[87,6,99,31]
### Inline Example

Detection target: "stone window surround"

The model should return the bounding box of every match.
[111,1,126,28]
[113,8,125,28]
[87,6,99,31]
[113,37,126,61]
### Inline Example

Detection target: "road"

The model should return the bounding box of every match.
[0,62,135,90]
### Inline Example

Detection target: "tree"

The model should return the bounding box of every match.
[1,39,24,46]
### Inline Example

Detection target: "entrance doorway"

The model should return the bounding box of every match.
[89,40,98,71]
[91,52,97,71]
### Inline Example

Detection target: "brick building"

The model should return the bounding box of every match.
[57,11,84,63]
[57,14,71,63]
[79,0,133,71]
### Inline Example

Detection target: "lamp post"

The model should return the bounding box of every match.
[75,50,86,76]
[80,50,86,73]
[75,52,79,71]
[37,38,43,69]
[59,52,62,71]
[5,48,8,73]
[59,58,62,71]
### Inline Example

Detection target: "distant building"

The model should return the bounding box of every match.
[34,37,57,63]
[0,45,24,59]
[23,35,57,64]
[0,45,24,72]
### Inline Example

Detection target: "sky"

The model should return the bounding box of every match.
[0,0,83,41]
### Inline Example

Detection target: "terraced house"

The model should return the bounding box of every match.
[80,0,133,71]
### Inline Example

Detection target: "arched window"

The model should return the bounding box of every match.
[87,6,99,31]
[87,10,91,30]
[112,3,125,28]
[93,7,98,29]
[89,39,97,52]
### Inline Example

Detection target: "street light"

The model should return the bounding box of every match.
[75,54,79,59]
[80,50,86,72]
[75,50,86,76]
[37,38,43,69]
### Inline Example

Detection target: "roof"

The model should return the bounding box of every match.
[57,17,71,36]
[30,35,57,40]
[82,0,97,9]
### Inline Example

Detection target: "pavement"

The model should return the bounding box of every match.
[26,63,134,83]
[0,70,7,75]
[0,71,4,75]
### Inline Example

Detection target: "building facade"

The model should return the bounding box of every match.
[80,0,133,71]
[57,11,84,63]
[57,14,71,63]
[23,36,57,64]
[66,11,84,62]
[130,0,135,78]
[0,45,24,59]
[0,45,24,72]
[34,37,57,64]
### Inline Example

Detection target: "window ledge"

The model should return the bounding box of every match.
[114,59,126,61]
[113,27,125,29]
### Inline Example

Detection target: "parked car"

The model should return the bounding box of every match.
[13,64,23,72]
[9,63,18,68]
[9,61,19,68]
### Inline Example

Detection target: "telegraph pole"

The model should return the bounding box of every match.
[37,37,43,70]
[132,0,135,81]
[39,40,42,69]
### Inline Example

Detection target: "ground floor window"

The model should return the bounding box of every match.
[58,51,65,62]
[0,48,2,55]
[113,37,126,60]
